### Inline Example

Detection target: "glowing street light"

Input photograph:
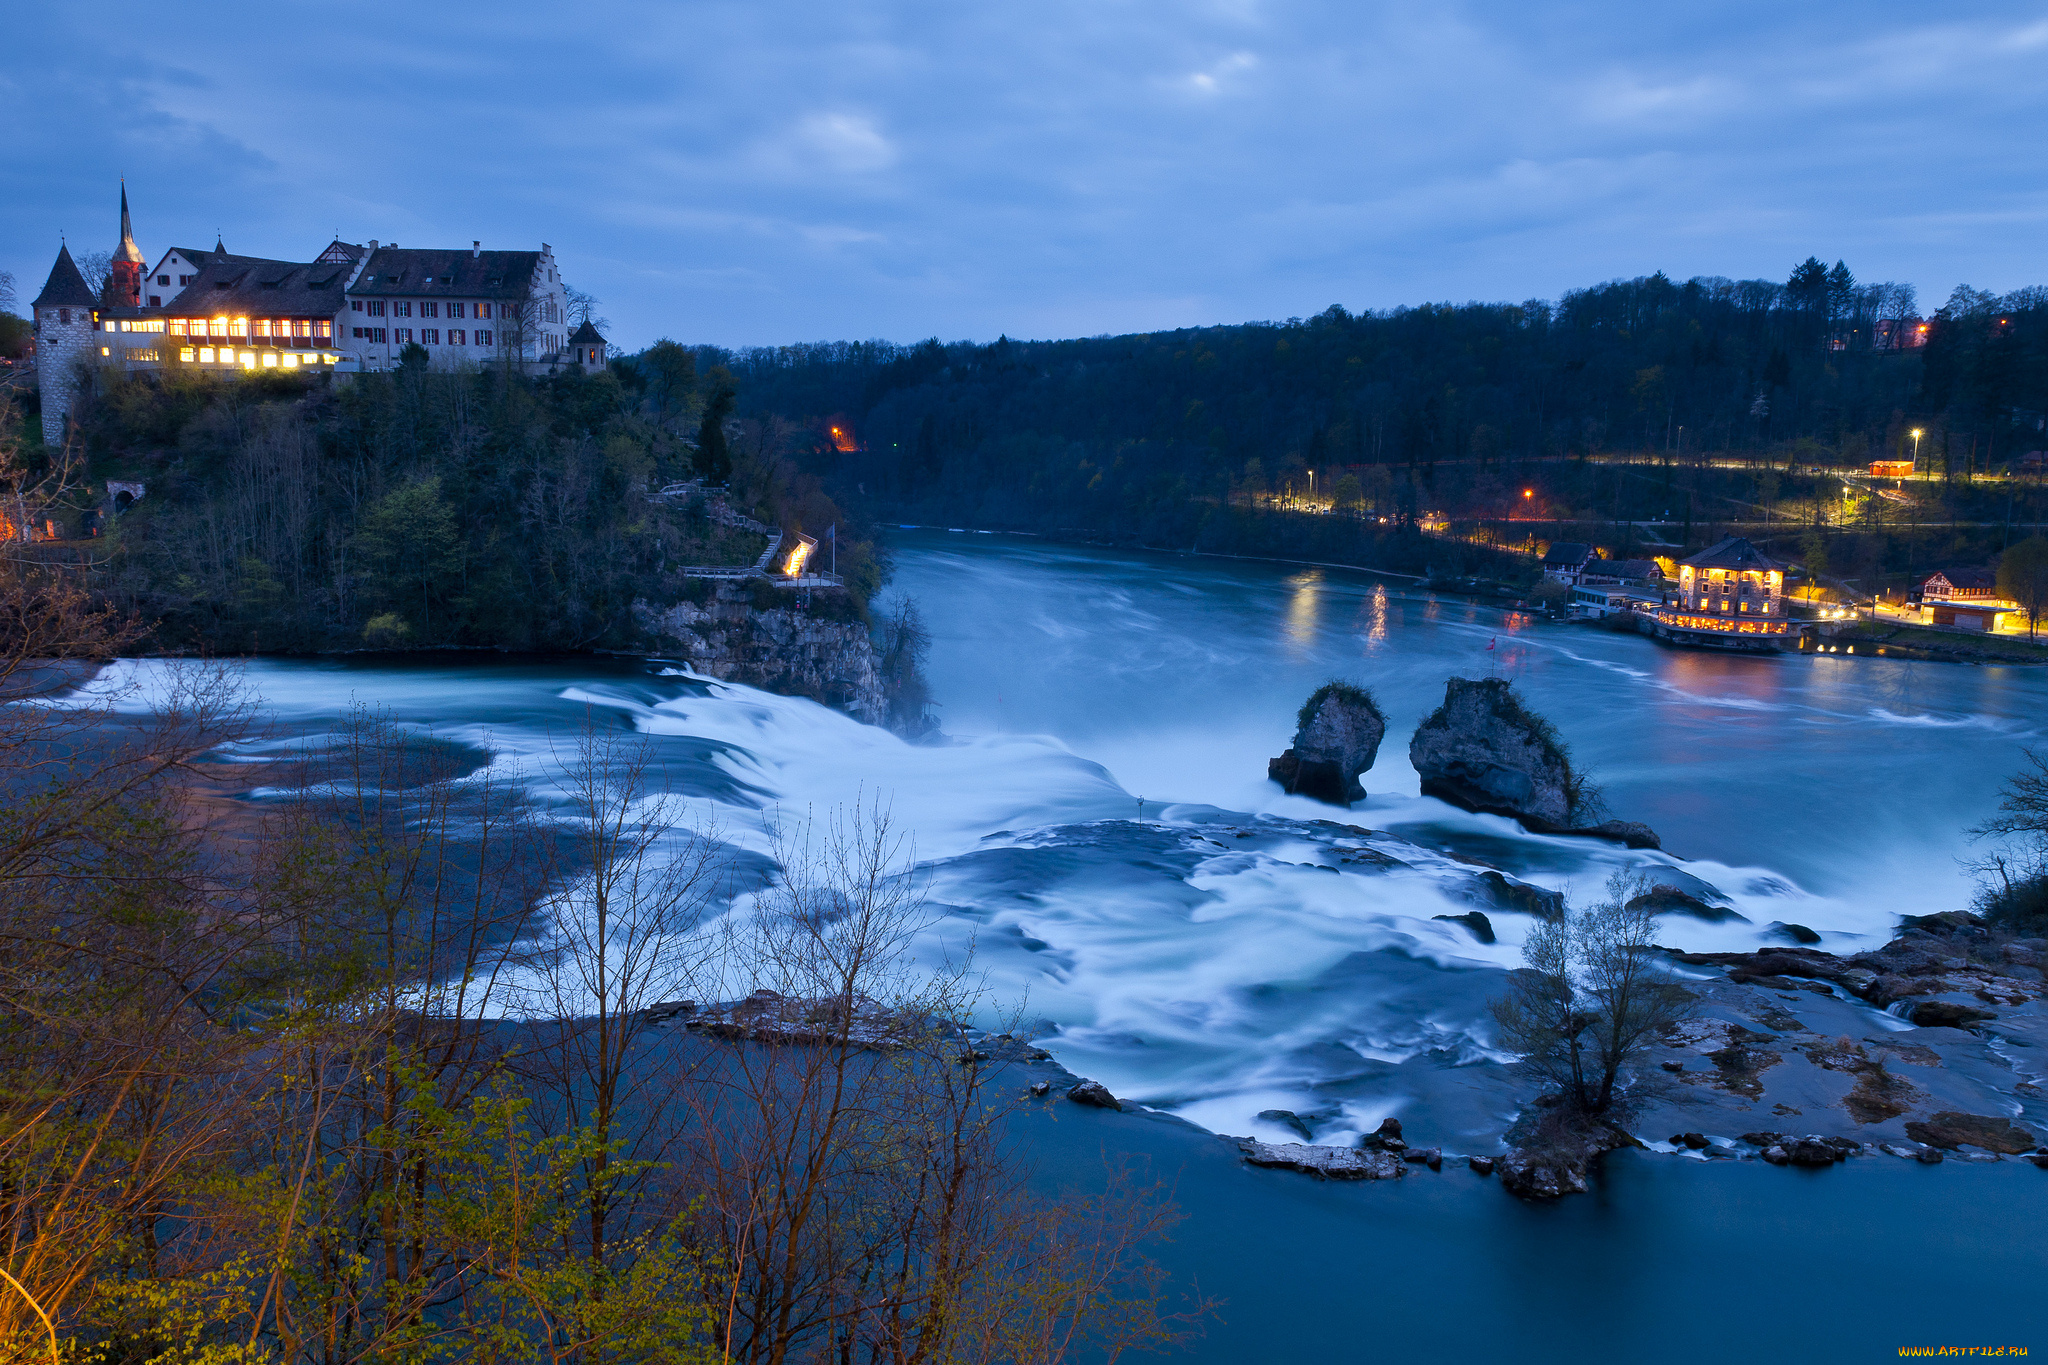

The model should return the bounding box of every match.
[1910,428,1923,469]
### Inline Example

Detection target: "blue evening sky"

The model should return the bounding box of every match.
[5,1,2045,349]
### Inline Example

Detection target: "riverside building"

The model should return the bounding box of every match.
[28,185,604,443]
[1649,535,1793,652]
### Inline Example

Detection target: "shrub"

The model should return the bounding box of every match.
[1296,679,1383,732]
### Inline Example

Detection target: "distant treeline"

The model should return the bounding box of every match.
[33,345,878,653]
[683,264,2048,570]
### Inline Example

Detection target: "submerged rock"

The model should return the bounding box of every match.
[1257,1109,1316,1141]
[1908,1001,1996,1029]
[1269,682,1387,805]
[1627,883,1749,924]
[1066,1079,1121,1110]
[1458,871,1565,919]
[1468,1155,1496,1176]
[1904,1112,2039,1154]
[1235,1138,1407,1180]
[1432,910,1497,944]
[1767,921,1824,946]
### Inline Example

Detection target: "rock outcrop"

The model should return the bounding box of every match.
[1408,678,1659,846]
[637,583,887,725]
[1066,1079,1121,1110]
[1903,1112,2039,1154]
[1234,1138,1406,1180]
[1269,683,1386,805]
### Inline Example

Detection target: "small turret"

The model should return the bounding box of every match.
[568,319,608,375]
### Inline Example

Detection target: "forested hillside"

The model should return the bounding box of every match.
[704,265,2048,580]
[19,347,879,653]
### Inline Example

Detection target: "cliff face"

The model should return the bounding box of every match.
[1408,677,1576,827]
[1269,684,1386,805]
[636,584,887,725]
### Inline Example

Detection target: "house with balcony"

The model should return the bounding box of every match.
[1648,535,1794,652]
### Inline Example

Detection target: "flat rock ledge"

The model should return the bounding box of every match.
[1232,1138,1407,1181]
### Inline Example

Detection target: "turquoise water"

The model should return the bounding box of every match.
[84,529,2048,1355]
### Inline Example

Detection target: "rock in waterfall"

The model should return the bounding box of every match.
[1268,682,1387,806]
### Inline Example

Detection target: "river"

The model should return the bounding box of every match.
[89,528,2048,1354]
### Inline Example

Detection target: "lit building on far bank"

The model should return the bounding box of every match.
[1649,535,1792,651]
[28,185,606,444]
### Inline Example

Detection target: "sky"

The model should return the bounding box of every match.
[5,1,2047,351]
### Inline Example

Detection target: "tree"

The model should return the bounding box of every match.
[695,366,737,484]
[1489,871,1694,1115]
[1825,260,1857,325]
[643,339,698,429]
[355,477,463,638]
[1786,257,1828,312]
[1997,536,2048,638]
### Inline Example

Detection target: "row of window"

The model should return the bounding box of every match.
[165,318,333,340]
[352,300,497,318]
[350,328,495,347]
[154,273,196,286]
[178,348,338,368]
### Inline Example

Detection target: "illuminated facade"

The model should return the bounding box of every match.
[31,186,601,440]
[1651,535,1793,651]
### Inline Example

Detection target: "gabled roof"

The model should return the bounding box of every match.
[1542,541,1593,567]
[1583,558,1663,580]
[165,256,351,318]
[568,319,606,345]
[346,247,542,300]
[1683,535,1782,572]
[32,244,97,310]
[1927,567,1997,591]
[161,245,291,271]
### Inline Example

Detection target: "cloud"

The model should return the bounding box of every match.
[782,112,899,175]
[5,0,2047,348]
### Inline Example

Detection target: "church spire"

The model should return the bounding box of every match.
[115,181,144,265]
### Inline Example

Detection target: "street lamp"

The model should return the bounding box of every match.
[1910,428,1923,470]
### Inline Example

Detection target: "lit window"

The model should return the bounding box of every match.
[316,321,330,339]
[101,346,111,356]
[240,353,255,368]
[283,354,298,368]
[231,318,249,337]
[449,328,464,346]
[262,353,278,367]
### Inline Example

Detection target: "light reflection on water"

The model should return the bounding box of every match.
[78,532,2048,1142]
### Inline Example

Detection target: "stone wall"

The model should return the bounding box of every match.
[34,318,96,445]
[636,583,887,726]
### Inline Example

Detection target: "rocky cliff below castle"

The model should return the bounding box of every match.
[636,583,889,727]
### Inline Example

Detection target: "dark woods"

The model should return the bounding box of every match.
[711,266,2048,580]
[44,351,881,654]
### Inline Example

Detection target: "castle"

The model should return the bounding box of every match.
[28,185,610,444]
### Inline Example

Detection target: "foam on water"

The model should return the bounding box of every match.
[49,532,2048,1138]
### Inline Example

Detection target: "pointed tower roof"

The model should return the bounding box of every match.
[568,319,607,345]
[32,244,98,310]
[115,182,145,264]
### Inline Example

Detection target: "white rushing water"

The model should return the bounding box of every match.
[74,531,2048,1146]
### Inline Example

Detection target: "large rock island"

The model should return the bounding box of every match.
[1268,682,1386,805]
[1409,677,1657,847]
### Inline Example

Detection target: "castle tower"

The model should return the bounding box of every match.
[109,183,145,308]
[31,244,99,445]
